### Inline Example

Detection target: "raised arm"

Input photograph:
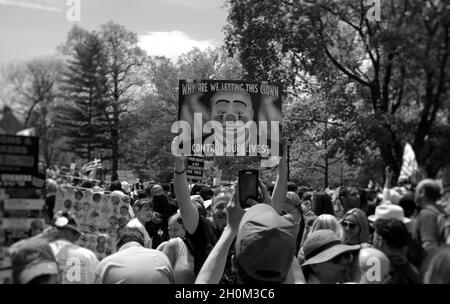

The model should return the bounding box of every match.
[195,184,244,284]
[173,156,199,234]
[271,146,288,214]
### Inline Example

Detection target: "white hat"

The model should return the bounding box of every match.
[368,204,411,224]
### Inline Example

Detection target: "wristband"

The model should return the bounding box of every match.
[174,168,186,175]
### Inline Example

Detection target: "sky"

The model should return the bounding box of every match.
[0,0,229,64]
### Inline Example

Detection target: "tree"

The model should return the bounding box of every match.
[225,0,450,179]
[1,57,63,167]
[54,27,111,161]
[100,22,146,181]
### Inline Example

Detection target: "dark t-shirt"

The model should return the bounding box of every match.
[387,254,421,284]
[145,221,170,249]
[183,216,219,275]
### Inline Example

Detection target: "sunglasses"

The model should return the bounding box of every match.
[341,221,358,230]
[331,251,352,264]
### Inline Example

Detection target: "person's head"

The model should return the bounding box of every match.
[190,184,203,196]
[168,213,186,239]
[368,204,412,234]
[233,204,295,284]
[415,179,442,207]
[80,180,94,189]
[339,186,362,212]
[287,182,298,193]
[161,183,171,194]
[132,199,154,223]
[116,227,145,250]
[341,208,370,245]
[152,194,171,223]
[373,218,410,256]
[210,90,254,126]
[423,245,450,284]
[301,230,360,284]
[150,184,164,197]
[199,186,213,201]
[352,247,391,284]
[109,180,123,192]
[10,238,60,284]
[398,193,417,218]
[53,212,81,243]
[282,191,302,215]
[30,220,44,237]
[310,214,344,241]
[191,195,207,218]
[121,181,130,194]
[211,187,233,230]
[311,191,335,216]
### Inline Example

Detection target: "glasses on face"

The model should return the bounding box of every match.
[331,251,352,264]
[341,221,357,230]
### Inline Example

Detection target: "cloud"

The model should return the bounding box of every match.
[138,31,219,61]
[0,0,62,12]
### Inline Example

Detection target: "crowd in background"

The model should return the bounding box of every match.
[6,154,450,284]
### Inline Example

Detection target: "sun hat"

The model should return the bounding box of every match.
[368,204,411,224]
[10,238,59,284]
[301,230,360,267]
[235,204,295,283]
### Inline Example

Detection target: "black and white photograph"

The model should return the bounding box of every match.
[0,0,449,294]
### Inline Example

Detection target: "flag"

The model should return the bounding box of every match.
[81,159,102,179]
[398,143,419,183]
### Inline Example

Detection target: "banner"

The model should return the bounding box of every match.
[398,143,419,183]
[54,188,134,260]
[186,157,205,182]
[174,80,282,157]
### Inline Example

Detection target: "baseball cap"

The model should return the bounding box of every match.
[10,238,59,284]
[235,204,295,283]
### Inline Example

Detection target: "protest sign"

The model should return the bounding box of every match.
[0,135,42,188]
[186,157,205,182]
[174,80,282,157]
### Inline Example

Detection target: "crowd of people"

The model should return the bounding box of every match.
[5,152,450,284]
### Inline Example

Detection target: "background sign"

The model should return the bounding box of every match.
[186,157,205,182]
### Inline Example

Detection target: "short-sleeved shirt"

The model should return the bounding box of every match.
[157,237,195,284]
[49,239,99,284]
[95,242,174,284]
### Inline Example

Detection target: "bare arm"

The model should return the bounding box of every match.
[195,184,244,284]
[173,156,199,234]
[272,147,288,214]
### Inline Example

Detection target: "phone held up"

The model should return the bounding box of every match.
[238,169,259,209]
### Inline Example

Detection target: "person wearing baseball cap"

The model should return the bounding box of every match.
[301,230,360,284]
[10,238,60,284]
[49,211,99,284]
[195,183,305,284]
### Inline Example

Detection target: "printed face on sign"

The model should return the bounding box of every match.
[210,91,254,125]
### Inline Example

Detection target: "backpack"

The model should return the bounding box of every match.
[436,212,450,245]
[424,206,450,245]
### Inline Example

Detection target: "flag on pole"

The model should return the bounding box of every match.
[81,158,102,179]
[398,143,419,183]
